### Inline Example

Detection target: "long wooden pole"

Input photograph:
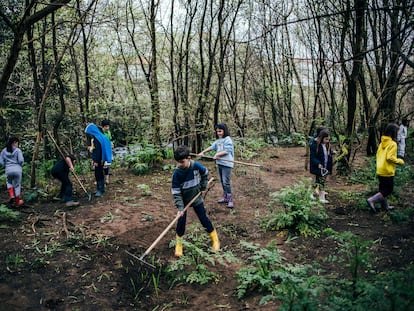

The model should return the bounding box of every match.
[190,153,271,171]
[135,178,214,268]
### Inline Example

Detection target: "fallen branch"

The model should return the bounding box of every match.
[61,212,70,239]
[31,216,39,234]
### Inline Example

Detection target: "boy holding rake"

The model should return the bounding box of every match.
[172,145,220,257]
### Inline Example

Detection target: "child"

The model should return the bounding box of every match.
[172,145,220,257]
[367,123,404,212]
[85,123,113,197]
[397,118,408,159]
[101,119,113,184]
[0,137,24,206]
[309,126,326,147]
[310,129,333,203]
[51,154,79,207]
[198,123,235,208]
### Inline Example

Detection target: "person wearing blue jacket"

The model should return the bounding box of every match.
[0,137,24,206]
[198,123,235,208]
[85,123,112,197]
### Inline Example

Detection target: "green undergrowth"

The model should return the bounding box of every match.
[262,178,328,237]
[166,223,239,286]
[0,204,21,222]
[236,231,414,310]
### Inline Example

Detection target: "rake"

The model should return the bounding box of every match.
[190,153,271,171]
[47,131,92,201]
[126,178,215,269]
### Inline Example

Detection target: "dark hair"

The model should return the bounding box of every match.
[214,123,230,138]
[384,123,399,141]
[68,154,76,162]
[314,127,326,138]
[6,137,19,153]
[174,145,190,161]
[317,129,330,141]
[402,118,409,127]
[101,119,110,127]
[316,129,330,151]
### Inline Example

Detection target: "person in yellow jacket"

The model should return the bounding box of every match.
[367,123,404,212]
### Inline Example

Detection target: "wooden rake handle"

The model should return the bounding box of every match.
[139,177,214,260]
[47,131,90,196]
[190,153,270,171]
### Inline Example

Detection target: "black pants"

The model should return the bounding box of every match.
[52,171,73,202]
[176,203,214,237]
[378,175,394,197]
[95,163,105,192]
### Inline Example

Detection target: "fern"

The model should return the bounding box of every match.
[263,179,328,237]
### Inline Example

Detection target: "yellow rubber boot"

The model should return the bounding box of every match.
[175,235,183,257]
[209,229,220,253]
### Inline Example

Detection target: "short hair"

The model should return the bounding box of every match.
[101,119,110,127]
[174,145,190,161]
[214,123,230,138]
[384,123,399,141]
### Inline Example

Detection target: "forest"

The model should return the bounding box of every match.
[0,0,413,310]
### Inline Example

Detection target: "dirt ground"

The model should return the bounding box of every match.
[0,146,413,310]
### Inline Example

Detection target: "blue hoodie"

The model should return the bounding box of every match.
[85,123,112,164]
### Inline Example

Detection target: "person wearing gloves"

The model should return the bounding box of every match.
[171,145,220,257]
[85,123,113,197]
[367,123,404,212]
[0,137,25,206]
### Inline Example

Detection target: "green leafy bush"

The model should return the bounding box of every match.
[388,207,414,224]
[0,204,21,222]
[236,241,323,308]
[395,164,414,191]
[263,179,328,237]
[123,145,165,175]
[350,157,377,186]
[131,162,149,175]
[322,229,414,310]
[166,224,238,286]
[278,132,307,146]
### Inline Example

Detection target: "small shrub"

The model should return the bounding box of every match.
[322,229,414,310]
[0,204,21,222]
[137,184,152,196]
[166,224,239,286]
[350,157,377,186]
[236,241,323,308]
[278,132,307,147]
[323,229,373,285]
[162,163,176,171]
[388,207,414,224]
[123,145,165,174]
[263,179,328,237]
[5,253,26,270]
[131,162,149,175]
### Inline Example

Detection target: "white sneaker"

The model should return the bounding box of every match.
[319,192,329,204]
